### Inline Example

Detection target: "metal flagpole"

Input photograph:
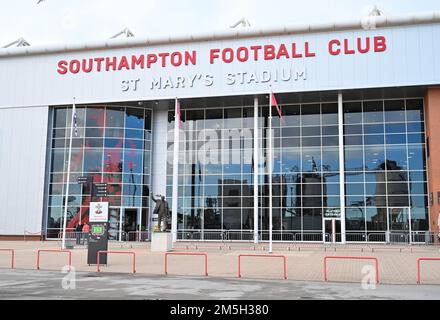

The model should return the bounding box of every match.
[253,97,259,244]
[171,98,180,242]
[268,93,273,254]
[61,97,76,250]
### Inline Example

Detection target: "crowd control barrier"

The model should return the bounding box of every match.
[37,249,72,272]
[97,251,136,274]
[238,254,287,280]
[0,249,14,269]
[164,252,208,276]
[324,256,379,284]
[417,258,440,285]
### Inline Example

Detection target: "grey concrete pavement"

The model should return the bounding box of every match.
[0,269,439,300]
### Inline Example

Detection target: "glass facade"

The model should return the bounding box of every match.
[46,105,153,239]
[167,97,429,242]
[344,98,428,241]
[44,95,429,243]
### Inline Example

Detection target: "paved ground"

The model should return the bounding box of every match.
[1,269,440,300]
[0,241,440,300]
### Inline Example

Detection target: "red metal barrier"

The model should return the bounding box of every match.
[97,251,136,274]
[238,254,287,280]
[417,258,440,285]
[0,249,14,269]
[324,256,379,284]
[164,252,208,276]
[37,250,72,271]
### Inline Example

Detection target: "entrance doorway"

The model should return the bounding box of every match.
[123,208,139,234]
[324,219,342,243]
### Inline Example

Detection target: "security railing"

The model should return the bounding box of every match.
[127,231,150,242]
[108,230,128,242]
[177,230,255,242]
[174,229,439,245]
[57,231,89,246]
[411,231,437,245]
[344,232,368,243]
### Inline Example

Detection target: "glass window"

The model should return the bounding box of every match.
[301,104,320,126]
[363,101,384,123]
[364,124,384,135]
[364,135,384,145]
[384,100,405,122]
[408,133,425,144]
[125,129,143,140]
[103,149,123,173]
[302,148,321,172]
[322,147,339,172]
[144,110,152,131]
[125,108,144,129]
[321,103,338,125]
[344,124,362,135]
[366,208,387,231]
[282,137,300,148]
[385,123,406,134]
[106,107,125,127]
[322,126,338,136]
[407,122,424,133]
[283,105,300,126]
[322,136,339,146]
[346,208,366,231]
[86,128,104,138]
[86,107,105,127]
[344,102,362,124]
[346,183,365,196]
[186,109,205,131]
[406,99,424,122]
[83,149,103,172]
[386,134,407,145]
[223,209,242,229]
[224,108,242,129]
[345,147,364,171]
[408,145,426,170]
[302,137,321,147]
[205,109,223,129]
[282,127,300,137]
[345,135,363,145]
[302,126,320,136]
[54,108,67,128]
[51,149,65,172]
[385,145,408,170]
[364,146,385,171]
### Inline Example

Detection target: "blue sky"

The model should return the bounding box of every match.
[1,0,439,47]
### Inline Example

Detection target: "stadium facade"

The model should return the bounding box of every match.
[1,12,440,244]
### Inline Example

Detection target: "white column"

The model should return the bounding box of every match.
[268,96,273,253]
[338,93,346,244]
[61,97,76,250]
[253,97,259,244]
[171,98,180,242]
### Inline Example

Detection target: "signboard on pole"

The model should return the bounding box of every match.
[93,183,108,197]
[88,202,109,265]
[89,202,109,223]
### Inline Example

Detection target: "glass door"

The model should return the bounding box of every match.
[324,219,342,243]
[387,207,411,243]
[123,208,139,241]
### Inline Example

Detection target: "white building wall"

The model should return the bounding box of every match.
[1,23,440,108]
[0,106,48,235]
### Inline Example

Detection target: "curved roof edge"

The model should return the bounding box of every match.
[1,11,440,58]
